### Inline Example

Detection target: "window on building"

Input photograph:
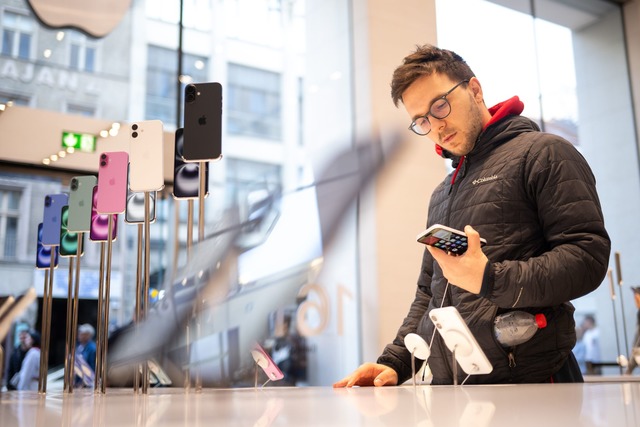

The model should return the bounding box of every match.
[0,188,21,259]
[0,92,30,106]
[146,45,208,127]
[66,103,96,117]
[227,64,281,140]
[69,32,97,72]
[1,11,33,59]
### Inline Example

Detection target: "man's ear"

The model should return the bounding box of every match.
[468,77,484,103]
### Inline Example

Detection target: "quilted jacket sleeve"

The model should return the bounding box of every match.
[487,134,611,308]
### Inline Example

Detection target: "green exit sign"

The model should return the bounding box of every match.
[62,131,97,152]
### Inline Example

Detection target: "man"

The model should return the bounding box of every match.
[16,330,40,391]
[581,315,601,375]
[334,44,610,386]
[77,323,97,373]
[6,326,29,390]
[625,287,640,375]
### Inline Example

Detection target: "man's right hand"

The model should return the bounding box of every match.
[332,363,398,388]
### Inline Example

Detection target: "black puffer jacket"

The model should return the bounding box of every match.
[377,108,611,384]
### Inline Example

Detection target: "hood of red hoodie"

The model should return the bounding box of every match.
[435,96,524,157]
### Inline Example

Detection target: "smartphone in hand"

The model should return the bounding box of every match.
[129,120,164,192]
[173,128,209,199]
[251,343,284,382]
[42,193,69,246]
[97,151,128,214]
[183,82,222,162]
[36,223,59,269]
[68,175,97,232]
[416,224,486,256]
[90,186,118,242]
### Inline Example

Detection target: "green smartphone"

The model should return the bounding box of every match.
[68,175,97,232]
[60,205,84,257]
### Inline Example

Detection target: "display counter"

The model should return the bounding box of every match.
[1,381,639,426]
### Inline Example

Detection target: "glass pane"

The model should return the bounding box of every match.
[4,216,17,258]
[85,47,96,72]
[18,33,30,59]
[2,29,14,56]
[7,190,20,210]
[70,44,80,70]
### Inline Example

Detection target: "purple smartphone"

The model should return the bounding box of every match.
[251,343,284,382]
[90,186,118,242]
[96,151,129,214]
[42,193,69,246]
[36,223,59,269]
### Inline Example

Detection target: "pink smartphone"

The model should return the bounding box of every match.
[251,343,284,382]
[90,186,118,242]
[96,151,129,214]
[129,120,164,192]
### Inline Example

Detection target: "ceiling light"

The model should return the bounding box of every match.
[100,130,109,138]
[66,147,75,154]
[50,154,59,161]
[58,150,66,158]
[42,158,51,165]
[56,31,65,41]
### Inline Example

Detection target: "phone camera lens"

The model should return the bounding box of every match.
[45,196,51,206]
[132,124,138,131]
[100,160,107,167]
[186,85,197,103]
[101,153,107,159]
[132,131,138,138]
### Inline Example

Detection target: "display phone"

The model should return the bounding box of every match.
[60,206,84,257]
[182,82,222,162]
[125,190,157,224]
[417,224,487,256]
[36,223,59,269]
[68,175,97,232]
[429,306,493,375]
[90,186,118,242]
[96,151,129,214]
[42,193,69,246]
[172,128,209,199]
[0,288,37,342]
[251,343,284,382]
[129,120,165,192]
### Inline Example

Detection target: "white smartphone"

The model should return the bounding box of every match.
[429,306,492,375]
[129,120,165,192]
[417,224,486,255]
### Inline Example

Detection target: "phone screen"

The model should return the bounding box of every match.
[173,128,209,199]
[60,206,84,257]
[90,186,118,242]
[125,190,157,224]
[417,225,486,255]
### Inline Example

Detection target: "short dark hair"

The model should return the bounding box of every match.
[390,44,475,107]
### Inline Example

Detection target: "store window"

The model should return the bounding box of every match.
[66,103,96,117]
[68,32,97,72]
[1,10,33,59]
[0,188,21,259]
[146,45,208,126]
[227,64,281,140]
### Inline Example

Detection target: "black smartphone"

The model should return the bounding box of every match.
[172,128,209,199]
[125,190,157,224]
[183,82,222,162]
[60,205,84,257]
[416,224,486,256]
[36,223,59,269]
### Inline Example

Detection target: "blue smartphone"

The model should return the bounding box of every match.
[36,223,59,269]
[42,193,69,246]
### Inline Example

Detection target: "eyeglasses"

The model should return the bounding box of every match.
[408,80,469,136]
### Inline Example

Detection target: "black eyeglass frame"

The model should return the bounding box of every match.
[408,79,470,136]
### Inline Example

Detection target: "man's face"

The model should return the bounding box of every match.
[79,331,91,344]
[18,331,28,349]
[402,73,487,157]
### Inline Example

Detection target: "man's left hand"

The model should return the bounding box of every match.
[426,225,488,294]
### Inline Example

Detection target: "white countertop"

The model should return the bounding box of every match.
[1,382,639,427]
